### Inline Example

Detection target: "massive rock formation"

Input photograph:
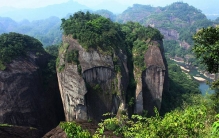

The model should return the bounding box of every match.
[135,41,168,116]
[57,34,168,121]
[0,51,64,135]
[0,125,40,138]
[57,35,129,122]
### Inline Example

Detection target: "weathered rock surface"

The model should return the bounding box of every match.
[57,35,129,122]
[43,125,66,138]
[135,41,168,115]
[159,28,179,40]
[0,52,64,136]
[43,121,122,138]
[0,125,40,138]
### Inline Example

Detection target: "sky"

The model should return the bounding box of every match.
[0,0,217,9]
[0,0,218,17]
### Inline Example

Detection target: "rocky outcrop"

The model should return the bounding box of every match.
[57,35,129,122]
[0,52,64,135]
[43,125,66,138]
[0,125,40,138]
[135,41,167,116]
[158,28,179,40]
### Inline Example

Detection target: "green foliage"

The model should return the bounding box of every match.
[0,124,12,127]
[93,84,102,92]
[128,97,135,107]
[121,22,163,71]
[95,95,217,138]
[161,59,200,113]
[0,32,44,64]
[192,26,219,73]
[60,122,91,138]
[132,39,148,70]
[164,40,188,57]
[0,60,6,70]
[45,44,59,57]
[58,64,65,72]
[65,50,79,64]
[61,11,125,53]
[212,114,219,137]
[0,16,62,46]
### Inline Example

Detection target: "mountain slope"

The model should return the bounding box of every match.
[117,2,213,45]
[0,1,89,21]
[0,16,62,46]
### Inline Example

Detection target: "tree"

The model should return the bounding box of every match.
[192,25,219,73]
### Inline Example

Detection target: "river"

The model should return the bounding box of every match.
[171,59,215,95]
[199,82,215,95]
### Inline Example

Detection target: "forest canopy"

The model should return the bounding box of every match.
[192,26,219,73]
[61,11,163,54]
[0,32,44,70]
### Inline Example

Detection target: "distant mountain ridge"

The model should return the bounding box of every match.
[0,2,218,48]
[0,0,218,21]
[0,16,62,46]
[116,2,213,44]
[0,1,89,21]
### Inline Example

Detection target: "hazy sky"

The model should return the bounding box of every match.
[0,0,217,9]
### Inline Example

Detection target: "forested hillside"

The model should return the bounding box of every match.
[0,16,62,46]
[54,12,219,137]
[117,2,213,56]
[0,2,217,54]
[1,4,219,137]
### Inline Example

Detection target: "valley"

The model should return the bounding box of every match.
[0,1,219,138]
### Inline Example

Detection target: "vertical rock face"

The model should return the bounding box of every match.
[57,35,129,122]
[57,63,87,121]
[0,52,64,135]
[135,41,167,116]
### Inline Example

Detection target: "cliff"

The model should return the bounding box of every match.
[134,41,168,115]
[0,48,64,135]
[57,37,168,121]
[57,35,129,122]
[58,12,168,121]
[0,125,40,138]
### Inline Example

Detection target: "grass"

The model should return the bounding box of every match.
[0,124,12,127]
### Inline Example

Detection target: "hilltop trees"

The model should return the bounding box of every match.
[0,32,44,70]
[192,26,219,73]
[61,11,125,52]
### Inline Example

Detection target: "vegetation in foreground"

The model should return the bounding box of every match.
[59,94,219,138]
[57,23,219,137]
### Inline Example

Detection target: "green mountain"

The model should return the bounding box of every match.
[0,16,62,46]
[0,2,216,52]
[0,1,89,21]
[117,2,212,45]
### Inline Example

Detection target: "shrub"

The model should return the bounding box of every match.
[60,122,91,138]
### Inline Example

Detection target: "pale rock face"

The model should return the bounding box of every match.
[57,64,87,121]
[57,35,128,122]
[79,50,114,71]
[135,42,167,116]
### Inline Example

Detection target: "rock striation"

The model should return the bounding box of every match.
[57,35,129,122]
[0,51,64,135]
[0,125,40,138]
[135,41,168,116]
[57,35,168,121]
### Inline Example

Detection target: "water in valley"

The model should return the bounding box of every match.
[171,59,215,95]
[199,82,215,95]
